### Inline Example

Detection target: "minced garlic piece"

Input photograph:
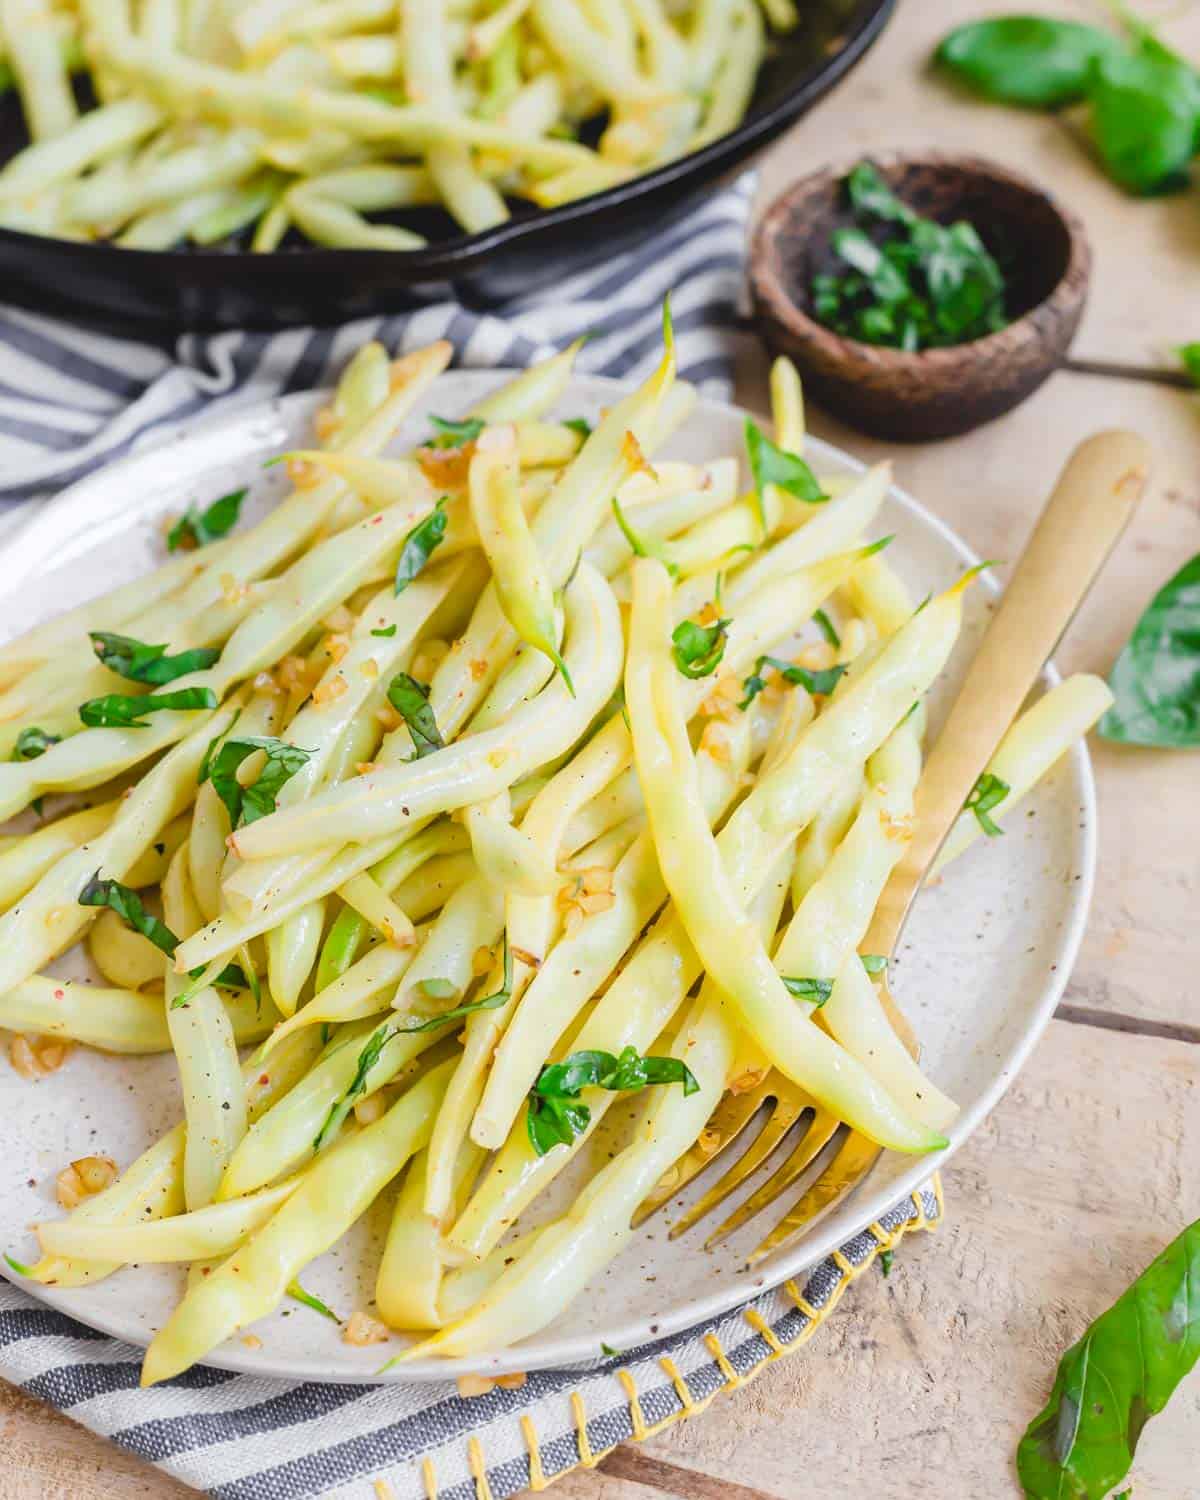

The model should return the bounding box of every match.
[55,1155,117,1209]
[343,1310,390,1346]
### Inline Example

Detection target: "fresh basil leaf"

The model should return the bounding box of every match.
[745,419,828,527]
[89,631,220,686]
[1179,343,1200,387]
[846,160,916,224]
[936,17,1120,107]
[600,1342,623,1358]
[78,872,177,957]
[371,624,398,638]
[813,608,841,648]
[166,487,247,551]
[395,498,447,595]
[781,975,834,1006]
[879,1248,894,1277]
[3,1252,33,1276]
[416,977,457,1001]
[1100,554,1200,746]
[427,415,486,449]
[740,654,846,709]
[400,932,513,1033]
[563,417,592,439]
[1017,1218,1200,1500]
[387,672,444,757]
[204,736,312,827]
[964,771,1009,836]
[313,1025,393,1151]
[526,1045,700,1156]
[860,954,888,975]
[671,617,730,679]
[287,1279,341,1322]
[11,727,60,761]
[1090,47,1199,195]
[611,495,678,578]
[78,686,218,728]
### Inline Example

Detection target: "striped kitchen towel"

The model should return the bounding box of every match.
[0,1188,941,1499]
[0,170,944,1498]
[0,174,757,507]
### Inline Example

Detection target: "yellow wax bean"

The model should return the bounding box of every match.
[469,424,571,690]
[142,1057,456,1385]
[37,1176,302,1263]
[933,674,1113,872]
[627,558,948,1152]
[0,803,118,910]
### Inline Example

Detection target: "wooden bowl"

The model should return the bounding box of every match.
[749,152,1091,441]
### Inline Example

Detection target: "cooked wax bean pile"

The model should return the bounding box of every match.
[0,314,1113,1379]
[0,0,789,249]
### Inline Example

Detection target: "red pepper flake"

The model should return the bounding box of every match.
[258,1073,270,1085]
[53,989,64,1000]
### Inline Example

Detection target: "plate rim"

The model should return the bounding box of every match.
[0,371,1097,1381]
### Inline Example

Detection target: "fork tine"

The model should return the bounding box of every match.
[745,1130,882,1265]
[630,1074,779,1228]
[666,1087,813,1241]
[703,1104,841,1249]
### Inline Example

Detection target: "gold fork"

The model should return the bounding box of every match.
[636,430,1152,1262]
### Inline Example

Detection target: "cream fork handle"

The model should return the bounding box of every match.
[865,428,1151,967]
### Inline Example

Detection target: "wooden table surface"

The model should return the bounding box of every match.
[4,2,1200,1496]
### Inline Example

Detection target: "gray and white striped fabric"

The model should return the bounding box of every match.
[0,172,943,1497]
[0,1189,941,1499]
[0,175,756,507]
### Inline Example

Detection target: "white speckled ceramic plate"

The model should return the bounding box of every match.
[0,372,1096,1381]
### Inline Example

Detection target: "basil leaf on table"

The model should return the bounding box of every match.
[1089,47,1199,196]
[1017,1218,1200,1500]
[1100,554,1200,747]
[89,631,219,685]
[166,487,247,551]
[78,686,218,728]
[1177,343,1200,387]
[936,17,1121,107]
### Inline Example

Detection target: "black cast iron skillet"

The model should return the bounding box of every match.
[0,0,894,333]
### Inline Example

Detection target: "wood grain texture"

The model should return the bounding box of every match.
[5,2,1200,1495]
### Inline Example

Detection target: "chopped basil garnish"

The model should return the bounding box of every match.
[287,1279,341,1322]
[387,673,444,758]
[1179,344,1200,388]
[781,975,834,1006]
[395,498,447,595]
[526,1045,699,1156]
[611,495,678,578]
[89,631,219,686]
[860,954,888,975]
[313,1025,392,1151]
[964,771,1009,837]
[78,686,218,728]
[78,872,247,998]
[203,736,312,827]
[879,1248,894,1277]
[427,415,485,449]
[11,727,60,761]
[813,608,841,648]
[166,487,247,551]
[739,654,846,710]
[371,624,398,638]
[400,933,513,1033]
[671,617,730,680]
[600,1342,623,1358]
[744,418,827,528]
[4,1253,33,1276]
[564,417,593,440]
